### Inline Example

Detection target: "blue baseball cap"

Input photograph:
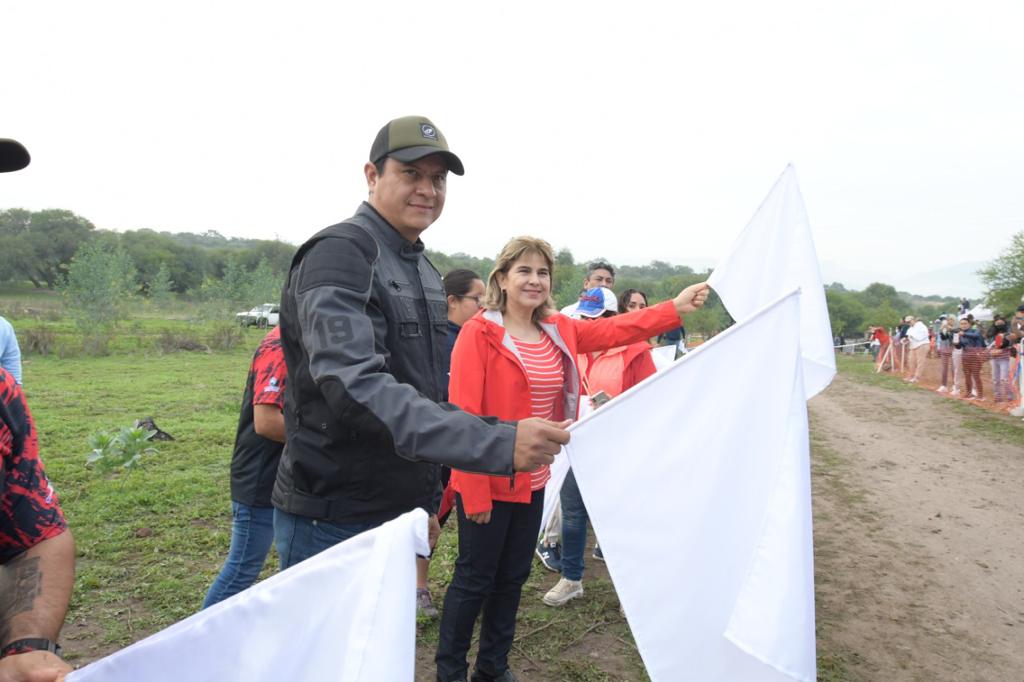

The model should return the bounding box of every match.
[576,287,617,318]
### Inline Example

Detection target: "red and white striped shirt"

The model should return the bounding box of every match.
[511,333,564,490]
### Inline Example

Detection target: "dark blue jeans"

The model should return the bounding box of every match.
[559,469,589,582]
[273,508,377,570]
[436,490,544,681]
[202,501,275,609]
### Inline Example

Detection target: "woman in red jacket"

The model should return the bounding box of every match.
[434,236,708,682]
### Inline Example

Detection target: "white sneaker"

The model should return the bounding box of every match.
[542,578,583,607]
[969,391,979,400]
[950,389,961,397]
[936,386,948,393]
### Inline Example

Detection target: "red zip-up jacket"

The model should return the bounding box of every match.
[449,301,681,515]
[578,341,657,398]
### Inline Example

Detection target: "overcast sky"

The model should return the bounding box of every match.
[3,1,1021,296]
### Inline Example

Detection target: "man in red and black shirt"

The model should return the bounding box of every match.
[202,326,287,608]
[0,138,74,681]
[0,367,74,679]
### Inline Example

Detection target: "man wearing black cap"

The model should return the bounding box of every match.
[272,116,570,568]
[0,139,74,682]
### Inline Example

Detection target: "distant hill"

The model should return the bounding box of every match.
[891,262,986,300]
[821,260,986,300]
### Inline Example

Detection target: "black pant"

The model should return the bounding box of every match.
[435,489,544,681]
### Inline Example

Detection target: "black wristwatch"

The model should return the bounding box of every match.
[0,638,64,659]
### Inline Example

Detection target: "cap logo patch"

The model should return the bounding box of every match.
[420,124,438,140]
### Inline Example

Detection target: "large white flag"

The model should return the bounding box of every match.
[68,509,429,682]
[708,164,835,397]
[568,291,815,681]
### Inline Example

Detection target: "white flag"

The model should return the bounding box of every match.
[569,291,816,681]
[708,164,835,397]
[540,342,677,536]
[68,509,429,682]
[650,344,679,371]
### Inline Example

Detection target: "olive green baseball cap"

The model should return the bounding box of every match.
[369,116,464,176]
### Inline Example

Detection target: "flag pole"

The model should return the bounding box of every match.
[875,342,892,373]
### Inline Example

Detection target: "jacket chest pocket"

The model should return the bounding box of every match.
[387,280,425,338]
[423,284,449,336]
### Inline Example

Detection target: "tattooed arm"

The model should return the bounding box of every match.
[0,531,74,680]
[0,372,73,680]
[0,529,74,645]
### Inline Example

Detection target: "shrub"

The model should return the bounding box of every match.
[207,321,245,351]
[61,240,138,355]
[194,256,284,322]
[155,330,209,353]
[148,263,175,308]
[21,327,55,356]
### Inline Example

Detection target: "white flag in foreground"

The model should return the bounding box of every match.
[569,291,816,681]
[69,509,429,682]
[708,164,835,397]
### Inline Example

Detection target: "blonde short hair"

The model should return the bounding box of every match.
[485,236,558,323]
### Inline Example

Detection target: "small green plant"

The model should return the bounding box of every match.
[86,426,160,473]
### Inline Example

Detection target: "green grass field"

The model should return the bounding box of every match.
[23,339,649,678]
[25,341,259,654]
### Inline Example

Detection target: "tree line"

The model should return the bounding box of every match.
[0,208,293,294]
[825,282,957,337]
[3,208,1022,340]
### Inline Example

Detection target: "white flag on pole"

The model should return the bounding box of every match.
[537,166,826,680]
[708,164,835,397]
[68,509,429,682]
[569,291,815,681]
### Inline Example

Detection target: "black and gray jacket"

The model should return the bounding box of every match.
[272,202,516,524]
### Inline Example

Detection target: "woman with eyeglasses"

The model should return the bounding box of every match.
[444,269,486,361]
[417,269,487,619]
[435,236,708,682]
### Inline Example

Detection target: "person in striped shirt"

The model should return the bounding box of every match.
[435,236,708,682]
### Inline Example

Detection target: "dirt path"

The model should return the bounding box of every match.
[810,370,1024,681]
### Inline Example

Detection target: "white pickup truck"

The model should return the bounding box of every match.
[235,303,280,328]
